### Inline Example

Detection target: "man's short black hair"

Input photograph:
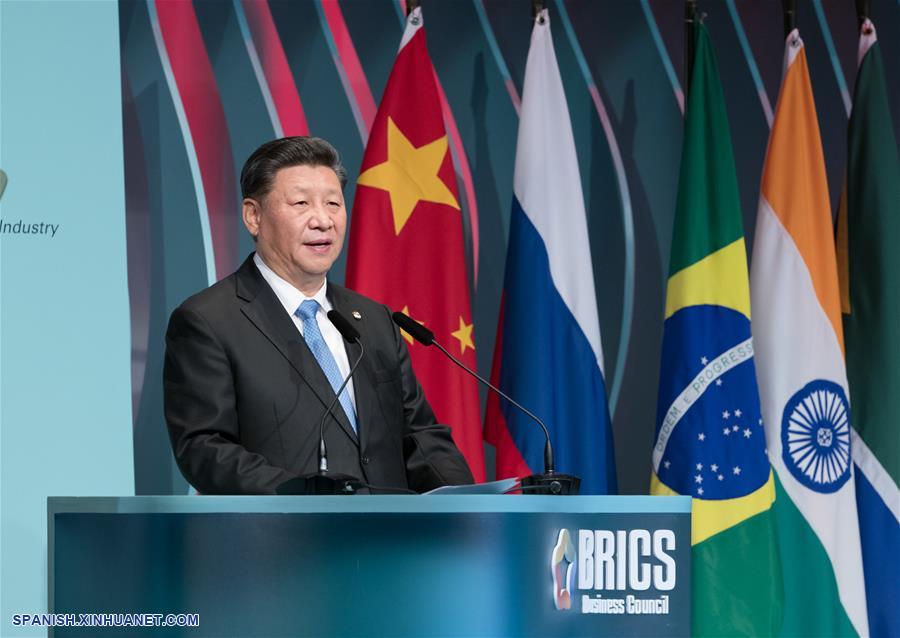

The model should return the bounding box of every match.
[240,136,348,201]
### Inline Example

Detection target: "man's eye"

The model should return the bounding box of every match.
[294,201,307,206]
[328,201,341,207]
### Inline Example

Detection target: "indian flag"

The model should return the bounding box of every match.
[750,30,868,636]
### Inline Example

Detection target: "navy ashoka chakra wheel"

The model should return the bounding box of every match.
[781,379,851,493]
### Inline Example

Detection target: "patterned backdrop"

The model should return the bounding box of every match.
[118,0,899,495]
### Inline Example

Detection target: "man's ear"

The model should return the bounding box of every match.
[242,198,261,239]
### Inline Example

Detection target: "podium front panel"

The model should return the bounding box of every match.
[49,495,690,637]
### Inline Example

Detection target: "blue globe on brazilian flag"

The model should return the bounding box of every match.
[654,300,768,501]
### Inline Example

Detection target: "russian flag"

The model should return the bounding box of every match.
[484,9,616,495]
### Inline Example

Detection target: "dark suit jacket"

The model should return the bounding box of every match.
[164,254,474,494]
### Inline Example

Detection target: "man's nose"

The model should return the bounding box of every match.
[308,204,333,228]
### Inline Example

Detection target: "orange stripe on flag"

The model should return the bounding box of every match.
[760,47,844,352]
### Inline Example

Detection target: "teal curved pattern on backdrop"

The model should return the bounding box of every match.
[116,0,900,497]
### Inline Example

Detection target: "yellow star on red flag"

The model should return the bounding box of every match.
[356,117,460,235]
[450,316,475,355]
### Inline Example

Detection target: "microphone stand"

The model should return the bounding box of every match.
[393,311,579,495]
[276,312,365,495]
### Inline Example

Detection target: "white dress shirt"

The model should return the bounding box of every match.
[253,253,357,413]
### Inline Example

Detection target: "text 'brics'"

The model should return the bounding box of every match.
[577,529,676,591]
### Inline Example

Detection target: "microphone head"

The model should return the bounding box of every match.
[327,310,360,343]
[392,311,434,346]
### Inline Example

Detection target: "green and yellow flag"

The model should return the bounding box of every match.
[650,21,782,636]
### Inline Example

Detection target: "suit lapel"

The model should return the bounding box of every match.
[328,285,376,452]
[235,256,359,446]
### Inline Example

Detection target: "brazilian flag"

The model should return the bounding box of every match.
[650,21,783,636]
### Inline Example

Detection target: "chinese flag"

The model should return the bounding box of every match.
[345,8,485,481]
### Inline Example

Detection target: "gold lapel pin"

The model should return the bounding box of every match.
[352,311,362,320]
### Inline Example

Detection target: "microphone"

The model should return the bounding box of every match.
[391,311,579,495]
[276,309,365,495]
[327,309,360,343]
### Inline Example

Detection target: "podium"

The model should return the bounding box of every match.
[48,495,690,637]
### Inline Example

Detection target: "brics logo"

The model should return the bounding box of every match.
[551,527,677,614]
[551,529,576,610]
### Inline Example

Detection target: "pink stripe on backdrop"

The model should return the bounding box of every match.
[155,0,237,280]
[241,0,309,136]
[320,0,376,138]
[432,70,481,284]
[504,78,522,116]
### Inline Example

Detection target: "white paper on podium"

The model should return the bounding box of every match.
[424,477,520,495]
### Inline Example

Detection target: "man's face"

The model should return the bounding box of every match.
[243,164,346,295]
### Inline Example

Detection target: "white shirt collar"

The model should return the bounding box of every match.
[253,252,332,317]
[252,253,357,412]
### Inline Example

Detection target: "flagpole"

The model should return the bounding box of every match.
[531,0,546,21]
[782,0,796,37]
[855,0,870,26]
[406,0,419,16]
[684,0,697,98]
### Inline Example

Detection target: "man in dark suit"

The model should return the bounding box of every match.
[164,137,474,494]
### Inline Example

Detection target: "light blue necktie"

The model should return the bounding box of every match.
[296,299,358,433]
